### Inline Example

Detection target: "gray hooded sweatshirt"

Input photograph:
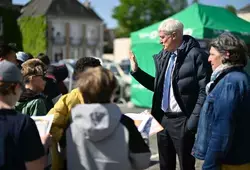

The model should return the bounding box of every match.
[66,103,151,170]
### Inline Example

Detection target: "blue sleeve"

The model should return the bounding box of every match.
[19,117,45,162]
[203,83,239,170]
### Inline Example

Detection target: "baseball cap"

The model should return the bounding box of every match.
[16,51,30,63]
[0,60,23,85]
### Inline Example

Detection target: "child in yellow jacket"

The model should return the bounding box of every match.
[47,57,101,170]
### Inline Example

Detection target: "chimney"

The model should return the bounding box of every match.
[83,0,91,9]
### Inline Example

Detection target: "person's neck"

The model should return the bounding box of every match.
[0,97,14,109]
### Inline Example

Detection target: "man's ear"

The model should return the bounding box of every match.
[0,57,4,61]
[172,32,177,40]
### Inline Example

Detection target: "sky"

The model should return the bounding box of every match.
[14,0,250,28]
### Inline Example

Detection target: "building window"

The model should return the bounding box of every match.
[70,47,80,59]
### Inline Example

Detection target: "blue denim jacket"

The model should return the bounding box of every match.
[192,68,250,170]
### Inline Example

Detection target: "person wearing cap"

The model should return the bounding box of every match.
[0,43,17,64]
[15,59,48,116]
[192,33,250,170]
[16,51,33,69]
[0,60,50,170]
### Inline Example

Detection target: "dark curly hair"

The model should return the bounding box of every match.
[74,57,101,79]
[0,44,17,58]
[210,33,248,67]
[37,53,50,66]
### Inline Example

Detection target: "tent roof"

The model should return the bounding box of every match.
[20,0,102,21]
[238,4,250,14]
[131,3,250,44]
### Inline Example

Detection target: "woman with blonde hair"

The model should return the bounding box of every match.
[66,66,151,170]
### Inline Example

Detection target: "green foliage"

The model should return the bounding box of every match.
[0,6,22,50]
[18,15,47,56]
[112,0,187,37]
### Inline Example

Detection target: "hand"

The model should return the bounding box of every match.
[40,134,52,150]
[129,51,139,72]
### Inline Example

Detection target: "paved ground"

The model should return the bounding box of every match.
[118,104,203,170]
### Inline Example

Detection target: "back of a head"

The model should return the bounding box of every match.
[0,60,23,96]
[77,66,117,103]
[158,18,184,35]
[37,53,50,66]
[74,57,102,78]
[0,44,16,59]
[47,64,69,82]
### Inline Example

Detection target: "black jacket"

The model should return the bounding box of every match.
[47,64,69,95]
[43,77,61,110]
[131,35,211,132]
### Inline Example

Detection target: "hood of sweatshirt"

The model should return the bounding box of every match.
[71,103,122,142]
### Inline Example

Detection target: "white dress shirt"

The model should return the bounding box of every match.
[166,51,182,112]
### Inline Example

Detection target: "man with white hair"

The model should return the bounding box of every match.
[130,18,211,170]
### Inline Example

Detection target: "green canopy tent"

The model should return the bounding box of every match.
[130,3,250,108]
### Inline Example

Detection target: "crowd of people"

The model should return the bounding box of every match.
[0,18,249,170]
[0,44,150,170]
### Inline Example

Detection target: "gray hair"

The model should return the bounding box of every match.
[210,33,248,67]
[158,18,184,35]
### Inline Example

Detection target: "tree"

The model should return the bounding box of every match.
[192,0,199,4]
[112,0,187,37]
[225,5,237,15]
[169,0,188,12]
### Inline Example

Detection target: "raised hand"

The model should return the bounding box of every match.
[129,51,139,72]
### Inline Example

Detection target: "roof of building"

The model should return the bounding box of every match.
[238,4,250,13]
[20,0,102,21]
[0,0,23,12]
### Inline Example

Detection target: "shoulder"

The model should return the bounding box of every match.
[120,114,135,128]
[212,70,250,96]
[66,88,83,103]
[153,49,165,60]
[224,70,250,84]
[1,110,35,128]
[51,88,82,112]
[29,98,46,106]
[70,88,81,95]
[45,76,57,84]
[189,47,208,60]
